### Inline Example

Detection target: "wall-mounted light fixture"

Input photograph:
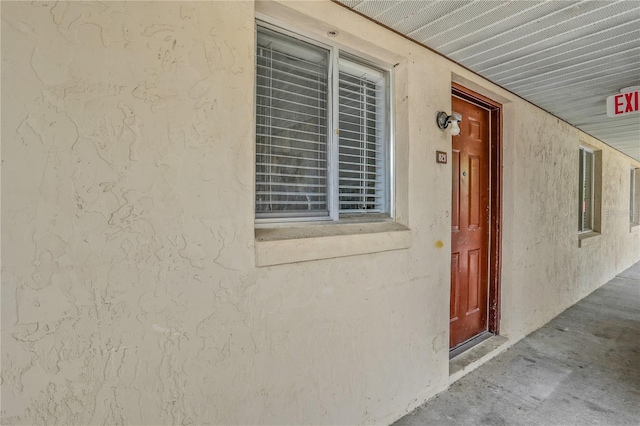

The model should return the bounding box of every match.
[436,111,462,136]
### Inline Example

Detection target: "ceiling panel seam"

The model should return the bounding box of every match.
[492,40,640,83]
[480,19,640,76]
[445,0,601,58]
[508,59,640,92]
[520,68,640,98]
[429,2,554,50]
[458,3,635,67]
[405,0,486,39]
[418,2,509,47]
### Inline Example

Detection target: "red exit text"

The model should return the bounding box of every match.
[606,89,640,117]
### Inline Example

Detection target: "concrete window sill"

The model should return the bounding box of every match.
[631,224,640,233]
[578,231,602,248]
[254,222,411,266]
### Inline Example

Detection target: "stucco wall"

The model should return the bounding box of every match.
[2,1,639,425]
[575,133,640,295]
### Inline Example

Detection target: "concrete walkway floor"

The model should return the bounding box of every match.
[394,261,640,426]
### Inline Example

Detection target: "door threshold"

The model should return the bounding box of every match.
[449,334,510,384]
[449,331,493,360]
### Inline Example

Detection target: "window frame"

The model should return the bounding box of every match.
[336,55,390,216]
[578,146,595,233]
[631,167,640,227]
[254,19,395,225]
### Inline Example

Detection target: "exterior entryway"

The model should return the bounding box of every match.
[397,261,640,425]
[450,85,502,350]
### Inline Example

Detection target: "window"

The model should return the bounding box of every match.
[631,168,640,227]
[578,147,595,232]
[255,25,390,222]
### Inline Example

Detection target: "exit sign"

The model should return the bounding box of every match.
[606,90,640,117]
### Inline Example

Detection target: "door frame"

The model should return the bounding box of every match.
[452,83,502,336]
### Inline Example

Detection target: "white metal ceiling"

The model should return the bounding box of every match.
[335,0,640,161]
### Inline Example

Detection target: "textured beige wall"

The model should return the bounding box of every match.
[2,1,639,425]
[575,134,640,296]
[2,1,257,424]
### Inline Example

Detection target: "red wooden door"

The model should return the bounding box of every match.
[450,95,491,349]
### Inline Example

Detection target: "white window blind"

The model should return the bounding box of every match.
[579,148,594,232]
[338,58,387,214]
[256,28,330,219]
[255,25,390,222]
